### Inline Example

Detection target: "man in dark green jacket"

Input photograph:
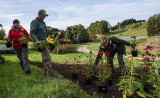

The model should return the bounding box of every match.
[30,9,56,77]
[93,36,133,74]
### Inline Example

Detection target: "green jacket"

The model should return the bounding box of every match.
[94,36,132,65]
[30,17,48,42]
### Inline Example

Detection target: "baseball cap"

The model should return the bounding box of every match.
[38,9,48,16]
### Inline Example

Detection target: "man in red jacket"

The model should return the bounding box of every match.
[8,19,30,74]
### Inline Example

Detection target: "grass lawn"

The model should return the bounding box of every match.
[108,22,147,37]
[0,53,100,98]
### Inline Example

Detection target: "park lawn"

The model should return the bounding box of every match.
[28,51,97,64]
[0,54,100,98]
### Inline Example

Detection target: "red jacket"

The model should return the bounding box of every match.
[8,26,30,49]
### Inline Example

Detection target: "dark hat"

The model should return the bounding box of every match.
[38,9,48,16]
[13,19,19,24]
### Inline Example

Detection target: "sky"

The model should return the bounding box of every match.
[0,0,160,34]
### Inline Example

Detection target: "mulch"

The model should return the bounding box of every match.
[31,61,123,98]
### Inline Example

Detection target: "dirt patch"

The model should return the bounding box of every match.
[31,61,123,98]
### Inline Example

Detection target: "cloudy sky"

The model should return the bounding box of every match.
[0,0,160,34]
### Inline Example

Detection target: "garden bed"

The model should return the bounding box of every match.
[31,61,123,98]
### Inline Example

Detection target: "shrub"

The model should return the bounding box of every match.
[52,44,77,54]
[0,30,5,40]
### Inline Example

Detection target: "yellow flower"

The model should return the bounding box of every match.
[58,32,61,35]
[128,57,135,61]
[46,37,54,44]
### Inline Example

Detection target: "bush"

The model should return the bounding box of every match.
[52,44,77,54]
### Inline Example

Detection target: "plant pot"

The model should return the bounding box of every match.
[22,44,28,48]
[131,50,138,57]
[144,84,149,92]
[72,73,78,80]
[37,48,43,52]
[127,96,134,98]
[6,41,12,48]
[98,85,107,93]
[85,78,92,85]
[107,79,113,86]
[49,44,55,50]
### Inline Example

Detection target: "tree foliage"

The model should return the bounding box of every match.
[147,13,160,36]
[0,24,6,40]
[87,20,110,40]
[65,24,89,43]
[111,19,145,31]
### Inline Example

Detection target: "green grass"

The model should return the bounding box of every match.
[29,51,97,64]
[0,54,100,98]
[0,40,6,45]
[109,22,147,37]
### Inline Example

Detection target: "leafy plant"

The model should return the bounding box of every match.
[53,44,77,54]
[19,34,28,44]
[117,58,144,97]
[141,45,156,67]
[37,40,47,50]
[131,36,137,51]
[82,51,94,79]
[96,58,112,86]
[69,57,81,74]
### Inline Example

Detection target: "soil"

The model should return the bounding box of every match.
[31,61,123,98]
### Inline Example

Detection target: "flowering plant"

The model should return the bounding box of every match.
[141,45,155,67]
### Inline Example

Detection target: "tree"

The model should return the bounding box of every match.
[147,13,160,36]
[65,24,89,43]
[0,24,6,40]
[88,20,110,40]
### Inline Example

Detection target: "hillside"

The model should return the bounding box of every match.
[109,21,147,37]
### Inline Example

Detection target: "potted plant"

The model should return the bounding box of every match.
[36,40,47,52]
[96,58,112,93]
[19,34,28,48]
[82,51,94,85]
[131,36,138,57]
[117,59,144,98]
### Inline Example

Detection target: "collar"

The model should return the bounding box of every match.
[12,25,22,30]
[36,17,44,22]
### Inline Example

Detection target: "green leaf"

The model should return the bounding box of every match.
[137,91,146,98]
